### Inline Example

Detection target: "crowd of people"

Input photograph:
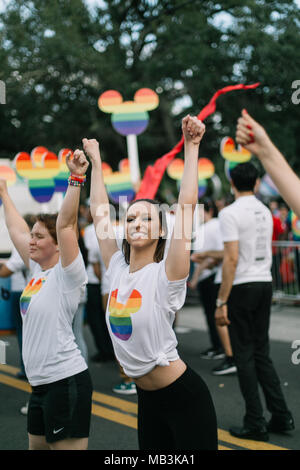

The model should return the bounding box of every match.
[0,110,296,450]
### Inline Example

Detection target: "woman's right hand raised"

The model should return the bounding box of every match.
[82,138,101,165]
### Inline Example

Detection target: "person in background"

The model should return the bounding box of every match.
[0,214,36,380]
[73,226,89,363]
[269,199,280,218]
[190,199,236,376]
[215,160,294,442]
[271,203,289,293]
[189,199,224,360]
[83,210,115,363]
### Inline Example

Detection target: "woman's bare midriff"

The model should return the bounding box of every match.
[134,359,187,391]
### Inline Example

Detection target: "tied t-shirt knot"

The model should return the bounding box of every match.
[155,352,170,367]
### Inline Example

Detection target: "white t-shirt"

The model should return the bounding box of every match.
[5,247,28,292]
[192,218,224,282]
[218,195,273,285]
[105,250,187,378]
[20,253,88,386]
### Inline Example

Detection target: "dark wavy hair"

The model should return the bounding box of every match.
[122,199,168,265]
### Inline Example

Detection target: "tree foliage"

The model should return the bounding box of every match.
[0,0,299,198]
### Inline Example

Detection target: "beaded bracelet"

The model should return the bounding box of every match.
[68,174,86,187]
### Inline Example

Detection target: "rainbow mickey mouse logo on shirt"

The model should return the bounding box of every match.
[108,289,142,341]
[20,277,47,315]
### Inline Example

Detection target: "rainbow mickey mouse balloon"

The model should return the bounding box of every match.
[102,158,135,203]
[220,137,251,163]
[98,88,159,137]
[167,157,215,198]
[14,150,60,203]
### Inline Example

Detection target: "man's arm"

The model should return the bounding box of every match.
[92,262,101,282]
[191,250,224,263]
[215,241,239,326]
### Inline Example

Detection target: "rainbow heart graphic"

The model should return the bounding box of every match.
[220,137,251,163]
[98,88,159,136]
[20,277,47,315]
[102,159,135,203]
[108,288,142,341]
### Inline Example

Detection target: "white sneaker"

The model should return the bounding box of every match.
[112,381,137,395]
[20,402,28,415]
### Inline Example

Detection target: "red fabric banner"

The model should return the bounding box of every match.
[135,82,260,200]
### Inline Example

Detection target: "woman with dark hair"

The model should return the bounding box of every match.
[83,115,218,450]
[0,150,92,450]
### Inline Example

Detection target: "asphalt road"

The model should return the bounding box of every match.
[0,305,299,452]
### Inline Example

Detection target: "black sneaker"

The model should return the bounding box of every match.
[229,425,269,442]
[200,348,225,360]
[267,413,295,433]
[212,357,237,375]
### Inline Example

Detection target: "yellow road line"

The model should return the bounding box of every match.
[92,403,137,429]
[218,445,234,450]
[92,391,137,415]
[0,370,291,451]
[0,363,20,375]
[0,372,31,392]
[218,429,288,451]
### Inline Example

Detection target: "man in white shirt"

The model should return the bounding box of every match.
[215,162,294,442]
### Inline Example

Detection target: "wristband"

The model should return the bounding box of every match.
[68,174,86,187]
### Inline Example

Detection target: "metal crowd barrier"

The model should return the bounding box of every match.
[272,241,300,303]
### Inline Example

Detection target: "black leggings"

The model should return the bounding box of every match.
[136,366,218,450]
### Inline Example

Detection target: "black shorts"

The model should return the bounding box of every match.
[27,369,93,443]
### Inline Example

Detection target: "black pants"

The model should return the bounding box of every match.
[197,275,221,351]
[86,284,114,360]
[136,366,218,450]
[228,282,290,428]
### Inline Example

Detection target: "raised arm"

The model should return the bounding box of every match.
[56,150,89,268]
[166,116,206,281]
[0,179,31,267]
[236,109,300,217]
[82,138,118,269]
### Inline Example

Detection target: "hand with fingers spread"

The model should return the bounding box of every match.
[82,138,101,165]
[236,109,273,157]
[66,149,89,176]
[182,115,206,146]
